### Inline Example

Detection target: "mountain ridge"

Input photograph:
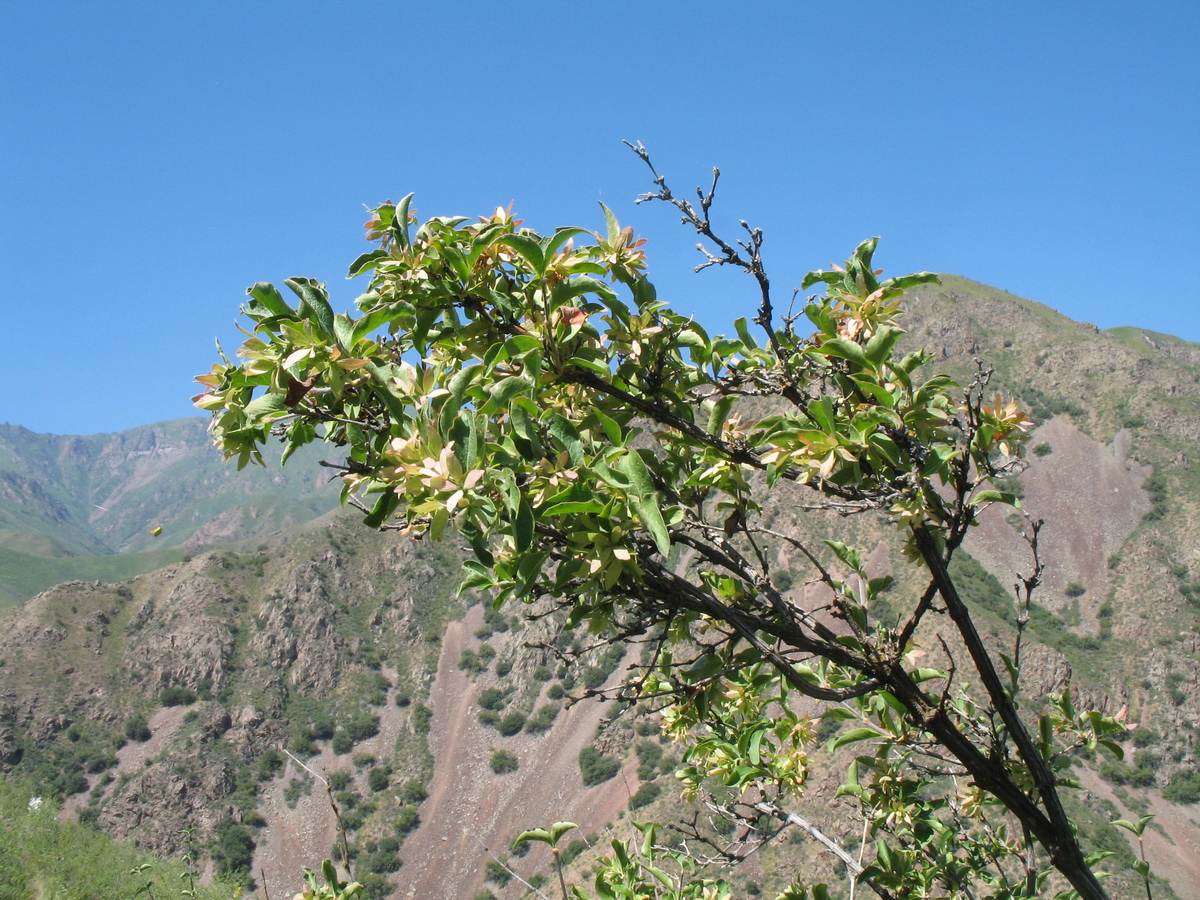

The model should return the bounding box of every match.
[1,277,1198,898]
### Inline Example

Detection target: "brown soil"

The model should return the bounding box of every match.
[396,605,634,900]
[1075,766,1200,895]
[968,418,1150,627]
[252,666,406,898]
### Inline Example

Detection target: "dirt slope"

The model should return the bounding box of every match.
[398,605,635,899]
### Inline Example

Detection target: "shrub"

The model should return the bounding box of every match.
[345,713,380,742]
[579,746,620,786]
[310,717,336,741]
[478,688,508,711]
[361,849,402,874]
[283,776,312,806]
[629,782,662,810]
[257,749,284,781]
[490,749,519,774]
[411,704,432,734]
[496,711,527,737]
[359,874,392,900]
[1132,727,1159,747]
[1163,771,1200,804]
[400,780,427,804]
[287,732,317,757]
[124,717,151,743]
[367,767,391,793]
[484,606,509,633]
[352,752,377,768]
[636,740,664,780]
[395,804,420,833]
[1064,582,1087,598]
[54,771,88,796]
[525,703,559,734]
[547,683,565,700]
[159,686,196,707]
[1032,442,1052,457]
[459,649,485,673]
[331,730,353,754]
[1143,471,1169,521]
[484,860,511,886]
[212,820,254,879]
[559,838,588,865]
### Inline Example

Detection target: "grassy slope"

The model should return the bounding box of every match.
[0,544,187,608]
[0,780,240,900]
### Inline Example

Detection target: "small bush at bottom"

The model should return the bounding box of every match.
[490,749,519,774]
[579,745,620,787]
[629,781,662,810]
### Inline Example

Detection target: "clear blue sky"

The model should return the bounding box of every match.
[2,2,1197,435]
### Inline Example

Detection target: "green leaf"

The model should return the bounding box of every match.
[546,226,590,259]
[549,821,579,845]
[245,282,294,319]
[350,307,397,343]
[616,450,670,555]
[734,316,759,351]
[332,312,355,351]
[363,491,399,529]
[347,248,387,278]
[747,725,766,765]
[816,338,867,368]
[392,193,414,249]
[829,726,884,752]
[820,707,857,722]
[553,275,616,306]
[807,397,836,432]
[599,201,622,244]
[548,414,584,465]
[706,395,736,435]
[495,233,546,274]
[513,496,534,551]
[823,540,863,575]
[244,392,289,418]
[864,325,903,367]
[969,489,1021,508]
[485,376,533,415]
[881,271,939,292]
[285,277,336,339]
[513,827,553,847]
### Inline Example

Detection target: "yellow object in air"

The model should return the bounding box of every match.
[148,526,163,536]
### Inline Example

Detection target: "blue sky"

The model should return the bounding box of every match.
[2,2,1197,435]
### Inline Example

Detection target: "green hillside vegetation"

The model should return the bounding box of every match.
[0,418,343,603]
[0,779,240,900]
[0,543,186,608]
[0,418,339,560]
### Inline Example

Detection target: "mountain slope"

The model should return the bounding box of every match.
[1,277,1199,898]
[0,418,342,604]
